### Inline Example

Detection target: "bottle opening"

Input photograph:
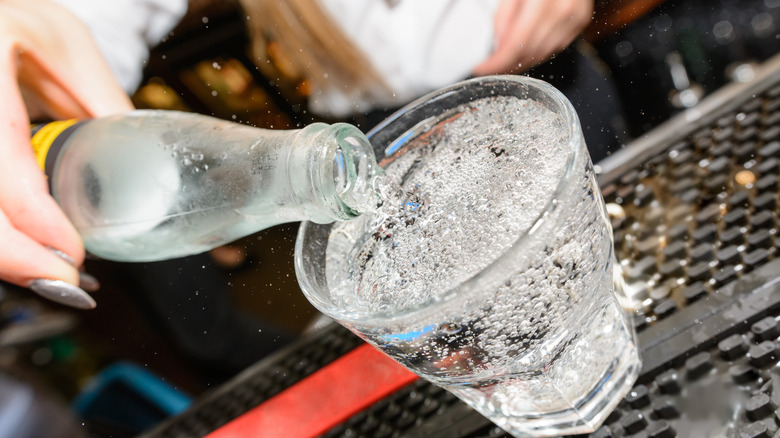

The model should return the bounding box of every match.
[330,126,383,216]
[333,146,349,196]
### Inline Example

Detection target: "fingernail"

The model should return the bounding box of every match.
[47,247,76,266]
[47,247,100,292]
[29,279,97,309]
[78,272,101,293]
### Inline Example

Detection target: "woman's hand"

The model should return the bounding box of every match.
[0,0,133,306]
[474,0,595,76]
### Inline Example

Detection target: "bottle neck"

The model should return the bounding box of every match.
[293,123,383,222]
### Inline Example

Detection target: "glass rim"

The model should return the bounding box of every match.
[295,75,584,324]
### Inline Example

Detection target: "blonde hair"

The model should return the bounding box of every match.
[239,0,390,109]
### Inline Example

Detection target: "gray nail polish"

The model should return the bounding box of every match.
[29,279,97,309]
[46,247,76,266]
[78,272,101,293]
[46,247,101,293]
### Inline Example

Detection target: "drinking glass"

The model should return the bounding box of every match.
[294,75,641,437]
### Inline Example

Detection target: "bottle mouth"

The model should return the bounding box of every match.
[329,124,383,216]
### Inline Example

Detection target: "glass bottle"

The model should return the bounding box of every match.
[31,110,382,262]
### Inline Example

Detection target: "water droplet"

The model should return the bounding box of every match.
[441,323,462,335]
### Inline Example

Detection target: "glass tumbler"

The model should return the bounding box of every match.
[294,75,641,437]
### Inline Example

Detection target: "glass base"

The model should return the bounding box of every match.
[488,343,641,438]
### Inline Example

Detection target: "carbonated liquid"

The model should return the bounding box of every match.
[49,112,379,261]
[325,96,639,436]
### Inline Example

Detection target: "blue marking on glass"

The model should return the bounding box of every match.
[334,148,346,182]
[385,130,414,156]
[380,324,436,343]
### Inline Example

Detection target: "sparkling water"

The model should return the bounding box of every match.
[52,112,377,261]
[61,117,294,260]
[324,96,639,436]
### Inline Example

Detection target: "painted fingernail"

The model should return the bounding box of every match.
[47,247,76,266]
[78,272,101,293]
[47,247,100,292]
[29,279,97,309]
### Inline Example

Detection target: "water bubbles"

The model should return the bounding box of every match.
[327,95,571,315]
[441,322,463,335]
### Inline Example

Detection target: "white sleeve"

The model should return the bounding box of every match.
[314,0,500,116]
[51,0,188,94]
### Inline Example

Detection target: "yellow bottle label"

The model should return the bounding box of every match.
[30,119,79,171]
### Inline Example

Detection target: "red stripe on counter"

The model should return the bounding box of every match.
[206,343,418,438]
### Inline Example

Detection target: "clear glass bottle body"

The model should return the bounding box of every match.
[47,110,381,262]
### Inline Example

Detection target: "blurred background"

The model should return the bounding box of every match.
[2,0,780,436]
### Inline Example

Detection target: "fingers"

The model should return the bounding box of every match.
[492,0,521,50]
[0,123,97,309]
[495,0,547,74]
[473,0,595,76]
[0,48,87,283]
[0,0,134,292]
[10,0,134,118]
[474,0,535,75]
[0,209,80,288]
[0,215,96,309]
